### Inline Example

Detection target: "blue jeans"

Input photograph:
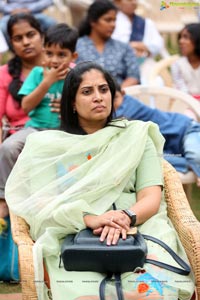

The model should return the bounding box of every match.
[183,120,200,177]
[0,13,56,44]
[165,120,200,177]
[0,127,37,199]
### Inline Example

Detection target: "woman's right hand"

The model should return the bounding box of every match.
[84,211,131,245]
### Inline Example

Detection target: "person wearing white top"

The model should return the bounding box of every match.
[0,29,8,64]
[112,10,164,57]
[112,0,168,84]
[171,23,200,97]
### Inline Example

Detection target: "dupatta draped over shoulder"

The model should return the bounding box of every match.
[5,119,194,300]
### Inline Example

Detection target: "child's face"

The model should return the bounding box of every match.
[44,43,77,69]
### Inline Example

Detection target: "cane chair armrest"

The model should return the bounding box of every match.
[9,161,200,299]
[10,211,37,300]
[163,160,200,299]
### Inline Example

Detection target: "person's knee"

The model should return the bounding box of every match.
[185,147,200,164]
[0,139,23,163]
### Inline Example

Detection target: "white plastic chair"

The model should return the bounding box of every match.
[148,55,180,87]
[124,85,200,200]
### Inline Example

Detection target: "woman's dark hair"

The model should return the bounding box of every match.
[7,13,43,104]
[178,23,200,57]
[44,23,78,52]
[60,61,116,134]
[78,0,117,37]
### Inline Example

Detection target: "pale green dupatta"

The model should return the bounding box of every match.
[5,119,164,300]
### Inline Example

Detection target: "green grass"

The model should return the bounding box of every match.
[0,282,21,294]
[191,183,200,221]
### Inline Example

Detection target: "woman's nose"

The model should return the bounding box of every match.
[22,36,30,45]
[93,90,102,102]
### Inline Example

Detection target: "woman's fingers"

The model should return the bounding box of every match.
[99,225,110,243]
[108,212,130,231]
[99,226,125,246]
[111,228,121,245]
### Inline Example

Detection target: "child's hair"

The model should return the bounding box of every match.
[44,23,78,53]
[114,80,121,92]
[7,13,43,104]
[178,23,200,57]
[78,0,117,37]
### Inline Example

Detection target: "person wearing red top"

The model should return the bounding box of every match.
[0,13,44,218]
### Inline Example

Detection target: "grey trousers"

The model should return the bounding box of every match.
[0,127,37,199]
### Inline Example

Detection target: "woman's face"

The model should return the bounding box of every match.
[74,69,112,132]
[91,9,117,39]
[10,20,43,60]
[179,28,195,57]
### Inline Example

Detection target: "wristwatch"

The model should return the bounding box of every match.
[123,209,137,227]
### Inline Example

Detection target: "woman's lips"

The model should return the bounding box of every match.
[23,48,34,53]
[93,105,106,111]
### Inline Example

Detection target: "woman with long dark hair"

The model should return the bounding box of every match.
[171,23,200,97]
[5,61,194,299]
[75,0,140,88]
[0,13,44,143]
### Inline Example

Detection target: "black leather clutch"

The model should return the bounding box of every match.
[61,228,147,273]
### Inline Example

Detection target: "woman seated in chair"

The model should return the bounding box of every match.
[5,62,194,300]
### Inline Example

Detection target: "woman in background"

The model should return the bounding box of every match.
[0,29,8,64]
[171,23,200,99]
[0,13,44,221]
[75,0,140,88]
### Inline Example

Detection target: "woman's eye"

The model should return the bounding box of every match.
[12,36,21,42]
[100,86,109,93]
[27,32,36,38]
[83,89,91,95]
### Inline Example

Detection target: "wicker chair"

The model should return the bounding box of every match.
[10,160,200,300]
[124,85,200,200]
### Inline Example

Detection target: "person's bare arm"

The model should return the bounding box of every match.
[130,185,162,225]
[84,185,161,245]
[129,41,150,57]
[121,77,139,88]
[22,63,69,113]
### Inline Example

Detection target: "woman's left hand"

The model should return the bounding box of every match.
[98,225,128,246]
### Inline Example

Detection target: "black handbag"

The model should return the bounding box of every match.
[60,227,147,273]
[60,228,191,300]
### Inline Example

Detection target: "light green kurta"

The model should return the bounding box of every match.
[5,120,194,300]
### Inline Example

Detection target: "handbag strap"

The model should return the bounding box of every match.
[143,234,191,276]
[99,273,124,300]
[112,203,190,276]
